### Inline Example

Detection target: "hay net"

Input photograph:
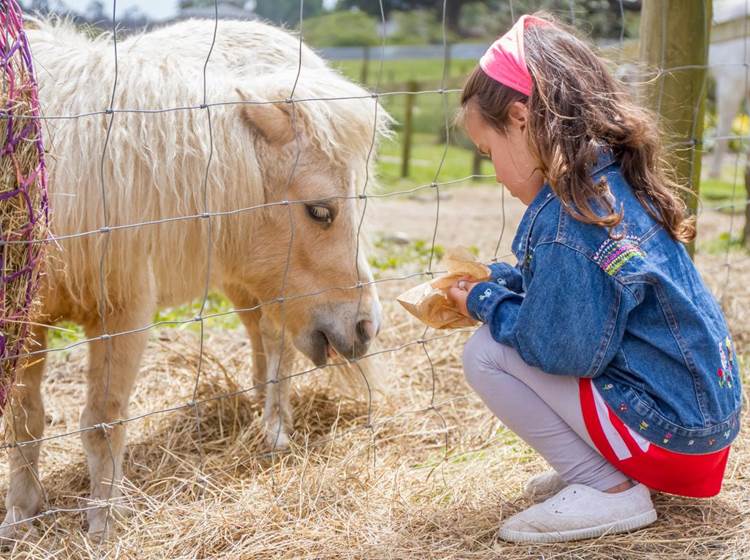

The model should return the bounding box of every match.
[0,0,49,413]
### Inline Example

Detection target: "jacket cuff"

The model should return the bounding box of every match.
[487,262,524,293]
[466,281,508,322]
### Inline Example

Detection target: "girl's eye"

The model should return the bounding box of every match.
[306,204,334,225]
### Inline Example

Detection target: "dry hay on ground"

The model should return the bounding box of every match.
[1,190,748,559]
[1,275,748,559]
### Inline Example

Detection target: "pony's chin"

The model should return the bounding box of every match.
[302,330,333,367]
[299,330,355,367]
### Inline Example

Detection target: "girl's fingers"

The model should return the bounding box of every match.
[447,286,465,303]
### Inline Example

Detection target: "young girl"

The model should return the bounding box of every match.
[447,13,743,544]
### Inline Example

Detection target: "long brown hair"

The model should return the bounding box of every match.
[459,12,696,243]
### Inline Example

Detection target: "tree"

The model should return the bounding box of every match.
[336,0,472,35]
[254,0,324,26]
[85,0,105,20]
[179,0,244,10]
[336,0,641,40]
[29,0,50,11]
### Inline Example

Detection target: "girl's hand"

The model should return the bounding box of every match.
[446,276,481,318]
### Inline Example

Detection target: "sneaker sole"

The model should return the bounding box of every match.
[498,508,658,543]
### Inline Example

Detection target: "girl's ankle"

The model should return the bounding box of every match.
[604,480,635,494]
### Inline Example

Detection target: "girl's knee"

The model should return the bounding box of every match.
[462,326,510,390]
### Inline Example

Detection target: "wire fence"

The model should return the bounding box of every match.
[0,0,748,549]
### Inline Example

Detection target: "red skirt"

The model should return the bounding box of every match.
[579,378,730,498]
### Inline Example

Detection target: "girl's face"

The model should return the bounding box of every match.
[463,99,545,205]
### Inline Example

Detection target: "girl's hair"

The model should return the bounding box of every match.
[459,12,696,243]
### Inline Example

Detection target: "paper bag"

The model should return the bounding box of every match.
[396,246,491,329]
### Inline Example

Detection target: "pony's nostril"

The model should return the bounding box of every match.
[356,319,376,344]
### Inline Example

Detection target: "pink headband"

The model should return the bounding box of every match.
[479,15,550,96]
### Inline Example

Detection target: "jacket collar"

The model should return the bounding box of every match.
[590,145,616,175]
[510,146,617,261]
[511,182,554,261]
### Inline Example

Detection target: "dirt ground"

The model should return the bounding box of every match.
[2,182,749,559]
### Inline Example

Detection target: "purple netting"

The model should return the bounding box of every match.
[0,0,49,414]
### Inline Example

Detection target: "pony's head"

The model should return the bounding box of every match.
[226,72,393,368]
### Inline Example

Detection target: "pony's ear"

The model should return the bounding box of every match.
[236,89,295,146]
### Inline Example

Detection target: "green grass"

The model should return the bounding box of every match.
[331,58,478,88]
[699,232,746,255]
[700,176,748,208]
[368,237,448,275]
[48,293,240,351]
[376,132,495,192]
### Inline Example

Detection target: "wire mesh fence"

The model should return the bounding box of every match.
[0,0,748,556]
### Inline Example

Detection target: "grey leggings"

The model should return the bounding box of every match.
[462,324,629,491]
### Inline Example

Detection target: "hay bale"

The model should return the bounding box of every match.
[0,0,49,412]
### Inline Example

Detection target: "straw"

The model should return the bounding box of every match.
[0,0,50,414]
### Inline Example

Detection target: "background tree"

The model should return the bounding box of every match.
[254,0,324,26]
[85,0,105,21]
[336,0,641,40]
[179,0,245,10]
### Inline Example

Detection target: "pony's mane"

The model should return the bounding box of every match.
[27,16,393,185]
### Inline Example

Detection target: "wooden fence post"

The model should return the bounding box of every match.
[401,80,417,178]
[444,42,452,81]
[639,0,712,257]
[360,45,370,85]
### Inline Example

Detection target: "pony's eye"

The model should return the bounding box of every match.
[306,204,333,225]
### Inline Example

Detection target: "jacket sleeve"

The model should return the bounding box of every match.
[466,242,637,378]
[487,261,524,293]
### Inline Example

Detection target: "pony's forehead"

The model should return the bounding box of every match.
[290,166,354,198]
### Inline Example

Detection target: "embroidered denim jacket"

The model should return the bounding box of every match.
[466,150,743,454]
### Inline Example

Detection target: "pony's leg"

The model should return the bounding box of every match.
[80,302,152,539]
[223,285,267,400]
[258,314,294,450]
[0,325,47,540]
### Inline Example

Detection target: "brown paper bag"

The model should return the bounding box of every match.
[396,246,491,329]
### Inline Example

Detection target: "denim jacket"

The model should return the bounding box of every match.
[466,150,742,454]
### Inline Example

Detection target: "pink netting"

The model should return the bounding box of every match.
[1,0,50,413]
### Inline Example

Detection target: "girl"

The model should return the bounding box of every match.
[447,13,743,544]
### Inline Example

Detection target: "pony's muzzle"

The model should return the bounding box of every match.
[304,312,379,366]
[320,319,377,361]
[356,319,378,346]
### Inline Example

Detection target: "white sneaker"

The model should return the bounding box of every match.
[499,482,657,543]
[523,470,567,503]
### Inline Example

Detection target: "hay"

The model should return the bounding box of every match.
[0,251,747,558]
[0,0,49,412]
[0,189,747,557]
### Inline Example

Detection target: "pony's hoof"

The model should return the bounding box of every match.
[0,508,39,546]
[264,426,290,451]
[86,507,113,542]
[0,521,17,544]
